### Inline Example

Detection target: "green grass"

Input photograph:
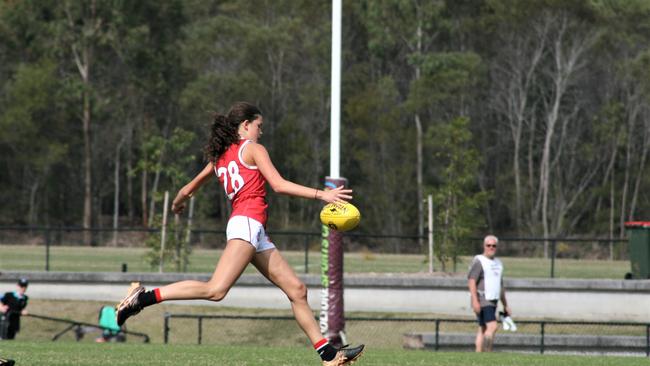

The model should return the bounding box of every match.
[0,244,632,279]
[0,342,648,366]
[15,299,650,349]
[20,299,304,345]
[4,299,649,365]
[20,299,474,347]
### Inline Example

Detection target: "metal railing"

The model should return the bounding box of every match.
[0,225,423,273]
[480,237,629,278]
[25,313,150,343]
[0,225,630,278]
[162,313,650,356]
[424,318,650,355]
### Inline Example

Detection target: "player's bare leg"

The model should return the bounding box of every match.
[158,239,254,301]
[252,248,322,343]
[475,326,485,352]
[252,249,364,365]
[483,321,498,352]
[117,240,254,325]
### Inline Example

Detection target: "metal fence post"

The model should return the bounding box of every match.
[198,317,203,345]
[304,234,309,274]
[646,324,649,357]
[435,319,440,351]
[45,227,51,272]
[56,224,63,245]
[550,241,556,279]
[605,239,612,261]
[159,191,170,273]
[164,313,170,344]
[539,322,545,354]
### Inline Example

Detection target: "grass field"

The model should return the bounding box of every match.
[1,342,648,366]
[0,244,632,279]
[9,299,650,352]
[11,298,646,348]
[16,299,473,347]
[2,299,648,365]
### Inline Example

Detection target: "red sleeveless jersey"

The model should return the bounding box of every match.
[215,139,268,225]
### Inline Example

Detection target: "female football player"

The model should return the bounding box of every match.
[116,102,364,365]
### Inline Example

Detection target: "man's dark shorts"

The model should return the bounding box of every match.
[476,305,497,326]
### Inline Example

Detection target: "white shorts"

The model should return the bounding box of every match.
[226,215,276,252]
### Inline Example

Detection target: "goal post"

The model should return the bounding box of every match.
[319,0,347,347]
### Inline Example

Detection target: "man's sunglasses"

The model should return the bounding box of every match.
[485,244,497,248]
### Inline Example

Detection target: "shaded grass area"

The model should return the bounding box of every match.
[0,342,648,366]
[0,244,632,278]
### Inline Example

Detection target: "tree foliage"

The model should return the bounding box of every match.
[2,0,650,250]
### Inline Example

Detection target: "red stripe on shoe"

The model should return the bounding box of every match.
[154,288,162,303]
[314,338,328,350]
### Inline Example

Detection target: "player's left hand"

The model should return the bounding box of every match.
[320,185,353,204]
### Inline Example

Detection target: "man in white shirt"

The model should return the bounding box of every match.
[467,235,511,352]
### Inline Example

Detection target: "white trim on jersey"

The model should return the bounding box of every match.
[238,140,258,170]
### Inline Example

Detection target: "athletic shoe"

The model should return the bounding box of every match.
[322,344,365,366]
[0,358,15,366]
[116,282,145,326]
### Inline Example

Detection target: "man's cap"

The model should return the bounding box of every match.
[18,278,29,287]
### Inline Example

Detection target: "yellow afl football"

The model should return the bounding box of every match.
[320,202,361,232]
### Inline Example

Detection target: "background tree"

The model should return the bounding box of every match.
[429,117,487,270]
[2,0,650,253]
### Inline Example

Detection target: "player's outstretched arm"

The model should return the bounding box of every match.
[172,162,214,214]
[249,143,352,203]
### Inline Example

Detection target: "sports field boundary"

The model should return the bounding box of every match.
[2,271,650,321]
[2,270,650,291]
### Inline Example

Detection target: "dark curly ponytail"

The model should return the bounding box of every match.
[203,102,262,162]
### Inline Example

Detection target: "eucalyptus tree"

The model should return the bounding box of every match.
[180,0,332,228]
[598,0,650,235]
[486,2,547,234]
[344,77,413,237]
[96,0,188,228]
[0,1,71,225]
[0,62,69,225]
[357,0,448,242]
[55,0,113,242]
[428,117,487,270]
[484,1,608,247]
